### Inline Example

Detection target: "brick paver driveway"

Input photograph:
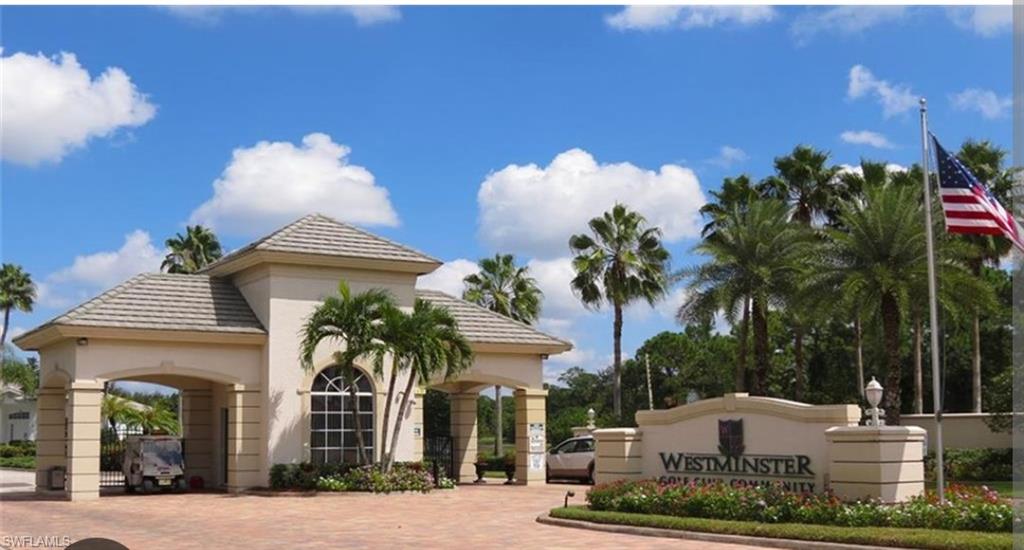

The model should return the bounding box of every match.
[0,482,767,549]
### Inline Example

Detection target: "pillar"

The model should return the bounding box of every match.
[180,388,213,485]
[35,387,67,492]
[514,388,546,485]
[66,382,103,501]
[450,392,478,483]
[826,425,926,503]
[411,387,425,462]
[225,385,262,491]
[592,428,644,484]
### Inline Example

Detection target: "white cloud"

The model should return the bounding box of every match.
[50,230,163,289]
[38,230,163,309]
[836,163,908,179]
[163,6,400,26]
[707,145,749,169]
[847,65,918,118]
[950,88,1012,120]
[1,50,156,166]
[478,148,706,259]
[606,6,775,31]
[527,257,590,320]
[840,130,894,149]
[790,6,907,45]
[416,259,479,297]
[947,6,1011,37]
[189,133,399,237]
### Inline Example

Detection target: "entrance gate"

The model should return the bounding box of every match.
[99,426,143,487]
[424,435,454,483]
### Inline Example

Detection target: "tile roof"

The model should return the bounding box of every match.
[200,214,440,273]
[38,273,266,335]
[416,289,571,350]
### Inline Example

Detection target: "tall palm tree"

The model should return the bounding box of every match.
[383,298,472,471]
[954,140,1015,413]
[161,225,224,274]
[759,145,841,225]
[0,264,36,364]
[814,183,991,424]
[463,254,543,324]
[569,204,670,418]
[681,199,812,396]
[462,253,541,454]
[699,175,760,237]
[694,175,761,391]
[300,280,395,465]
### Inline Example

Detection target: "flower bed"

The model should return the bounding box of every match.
[587,480,1013,533]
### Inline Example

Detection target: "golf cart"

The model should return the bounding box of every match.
[122,435,187,493]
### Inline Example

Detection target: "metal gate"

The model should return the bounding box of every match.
[424,435,454,483]
[99,426,143,488]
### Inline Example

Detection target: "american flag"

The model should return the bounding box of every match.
[932,133,1024,252]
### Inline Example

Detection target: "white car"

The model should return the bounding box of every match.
[546,436,595,483]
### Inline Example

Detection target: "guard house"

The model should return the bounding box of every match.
[14,214,571,500]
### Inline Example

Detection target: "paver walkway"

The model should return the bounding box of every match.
[0,482,768,549]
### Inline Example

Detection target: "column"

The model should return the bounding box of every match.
[411,387,425,462]
[66,382,103,501]
[225,385,262,492]
[514,388,546,485]
[34,387,67,492]
[826,425,926,503]
[449,392,478,483]
[592,428,644,484]
[180,388,213,485]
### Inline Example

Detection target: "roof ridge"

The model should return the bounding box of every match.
[414,288,571,347]
[312,213,441,264]
[259,213,322,249]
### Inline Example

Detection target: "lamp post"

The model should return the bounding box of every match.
[865,377,884,427]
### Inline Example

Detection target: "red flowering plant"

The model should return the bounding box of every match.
[585,479,1013,532]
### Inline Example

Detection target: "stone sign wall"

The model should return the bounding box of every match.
[595,393,862,494]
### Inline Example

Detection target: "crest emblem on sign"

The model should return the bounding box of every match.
[717,419,745,457]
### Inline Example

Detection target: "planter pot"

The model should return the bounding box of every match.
[474,463,487,484]
[504,464,516,485]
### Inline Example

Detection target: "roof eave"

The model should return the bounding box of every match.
[202,250,442,278]
[13,324,267,351]
[470,341,573,356]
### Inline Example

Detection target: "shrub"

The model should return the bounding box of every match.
[925,448,1013,482]
[0,442,35,458]
[268,462,357,490]
[586,480,1014,533]
[0,455,34,469]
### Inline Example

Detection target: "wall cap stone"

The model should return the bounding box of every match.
[636,393,861,426]
[826,425,926,440]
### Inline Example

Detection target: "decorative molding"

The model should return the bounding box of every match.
[636,393,861,426]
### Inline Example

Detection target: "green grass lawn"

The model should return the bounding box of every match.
[549,506,1013,550]
[0,456,34,469]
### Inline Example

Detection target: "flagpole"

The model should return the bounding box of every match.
[919,97,946,504]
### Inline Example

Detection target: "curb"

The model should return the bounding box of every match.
[535,513,906,550]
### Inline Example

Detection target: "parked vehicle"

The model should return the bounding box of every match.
[122,435,187,493]
[546,435,595,483]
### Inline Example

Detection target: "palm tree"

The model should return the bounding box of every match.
[462,253,541,454]
[463,254,542,324]
[129,402,181,435]
[300,280,395,465]
[759,145,841,225]
[101,394,137,434]
[681,199,812,396]
[814,183,991,424]
[699,175,760,237]
[954,140,1015,413]
[0,264,36,368]
[161,225,224,274]
[382,298,472,471]
[569,204,670,418]
[693,175,761,391]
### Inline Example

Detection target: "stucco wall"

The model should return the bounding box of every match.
[902,413,1014,451]
[236,264,418,479]
[1,400,37,442]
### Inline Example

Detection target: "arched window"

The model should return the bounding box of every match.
[310,366,374,464]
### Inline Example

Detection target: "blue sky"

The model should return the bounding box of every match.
[1,5,1013,385]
